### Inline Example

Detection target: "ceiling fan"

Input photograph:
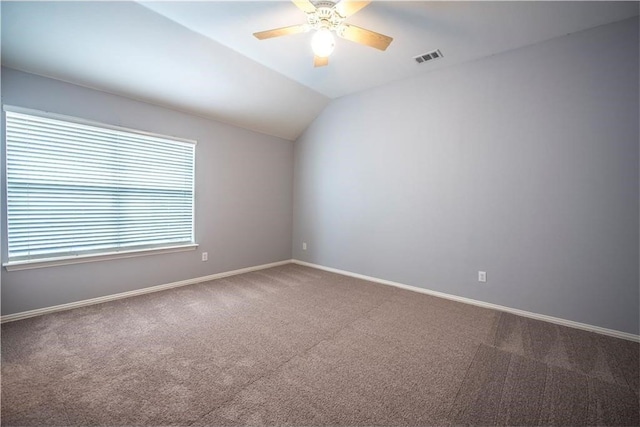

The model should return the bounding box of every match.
[253,0,393,67]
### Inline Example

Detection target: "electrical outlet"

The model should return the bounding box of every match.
[202,252,208,262]
[478,271,487,283]
[302,242,307,250]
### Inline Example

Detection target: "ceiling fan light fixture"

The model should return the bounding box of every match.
[254,0,391,66]
[311,28,335,58]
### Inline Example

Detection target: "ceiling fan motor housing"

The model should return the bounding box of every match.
[307,1,346,31]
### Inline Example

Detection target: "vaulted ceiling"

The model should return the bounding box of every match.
[2,1,638,140]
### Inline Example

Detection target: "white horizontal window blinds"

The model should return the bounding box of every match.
[5,110,195,263]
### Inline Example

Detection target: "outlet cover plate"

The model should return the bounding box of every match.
[478,271,487,282]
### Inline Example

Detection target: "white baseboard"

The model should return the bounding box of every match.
[292,259,640,342]
[5,258,638,343]
[1,259,293,324]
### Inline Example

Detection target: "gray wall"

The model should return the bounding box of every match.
[293,18,639,334]
[1,67,294,315]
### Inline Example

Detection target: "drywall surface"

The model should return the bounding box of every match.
[1,67,294,315]
[293,18,640,334]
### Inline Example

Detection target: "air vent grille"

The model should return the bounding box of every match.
[414,49,443,64]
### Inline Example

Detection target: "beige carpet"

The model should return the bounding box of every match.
[1,264,638,426]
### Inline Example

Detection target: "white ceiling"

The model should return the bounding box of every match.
[2,1,638,140]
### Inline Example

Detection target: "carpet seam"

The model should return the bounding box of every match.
[187,296,391,426]
[491,312,504,347]
[445,341,483,424]
[536,364,551,426]
[494,351,513,425]
[538,363,553,425]
[58,397,72,427]
[587,374,595,426]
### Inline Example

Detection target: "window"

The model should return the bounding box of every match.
[4,106,196,270]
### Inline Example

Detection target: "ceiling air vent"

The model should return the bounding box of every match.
[414,49,443,64]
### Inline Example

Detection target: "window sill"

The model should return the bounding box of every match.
[3,244,199,271]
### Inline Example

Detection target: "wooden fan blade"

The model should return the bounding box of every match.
[314,56,329,67]
[338,24,393,51]
[254,24,309,40]
[292,0,316,13]
[335,1,371,18]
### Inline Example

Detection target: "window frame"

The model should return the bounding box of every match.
[2,105,198,271]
